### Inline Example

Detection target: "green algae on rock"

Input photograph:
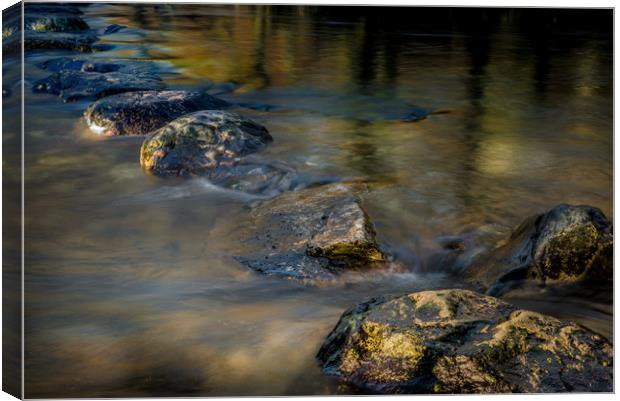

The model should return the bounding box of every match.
[214,184,386,283]
[140,110,272,176]
[464,204,612,296]
[317,289,612,394]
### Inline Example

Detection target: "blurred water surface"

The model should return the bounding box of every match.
[14,4,612,397]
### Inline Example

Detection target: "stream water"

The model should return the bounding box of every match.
[6,3,613,397]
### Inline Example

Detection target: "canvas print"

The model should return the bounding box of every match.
[1,1,614,397]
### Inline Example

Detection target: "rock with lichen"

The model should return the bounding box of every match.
[465,204,613,296]
[32,70,165,102]
[140,110,272,175]
[220,184,385,282]
[139,110,302,196]
[317,289,612,394]
[85,90,230,136]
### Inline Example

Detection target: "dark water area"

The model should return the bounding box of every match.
[6,3,612,397]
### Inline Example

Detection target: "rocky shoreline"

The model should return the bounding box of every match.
[7,3,613,394]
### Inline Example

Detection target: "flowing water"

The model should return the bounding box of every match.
[5,3,613,397]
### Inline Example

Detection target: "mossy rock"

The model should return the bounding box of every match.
[85,91,230,136]
[465,204,612,296]
[213,184,386,283]
[140,110,272,176]
[317,289,612,393]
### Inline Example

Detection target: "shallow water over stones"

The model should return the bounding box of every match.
[33,70,166,102]
[13,3,613,397]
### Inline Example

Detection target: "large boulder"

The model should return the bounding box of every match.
[317,289,612,394]
[140,110,272,175]
[465,204,613,296]
[32,71,165,102]
[85,90,230,136]
[222,184,385,283]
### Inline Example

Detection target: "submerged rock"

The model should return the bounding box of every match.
[39,57,122,73]
[3,4,88,35]
[24,3,84,15]
[140,110,272,175]
[228,184,385,282]
[3,31,99,54]
[465,204,613,296]
[231,87,441,122]
[85,90,230,136]
[205,156,299,197]
[103,24,126,35]
[317,289,612,394]
[23,13,89,33]
[32,70,165,102]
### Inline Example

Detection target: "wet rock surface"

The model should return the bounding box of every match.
[4,4,88,34]
[465,204,613,296]
[225,184,385,282]
[39,57,123,73]
[23,13,90,33]
[138,110,306,196]
[205,156,300,197]
[3,31,99,54]
[3,3,96,54]
[33,70,165,102]
[140,110,272,175]
[317,289,613,394]
[85,90,230,136]
[24,3,84,15]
